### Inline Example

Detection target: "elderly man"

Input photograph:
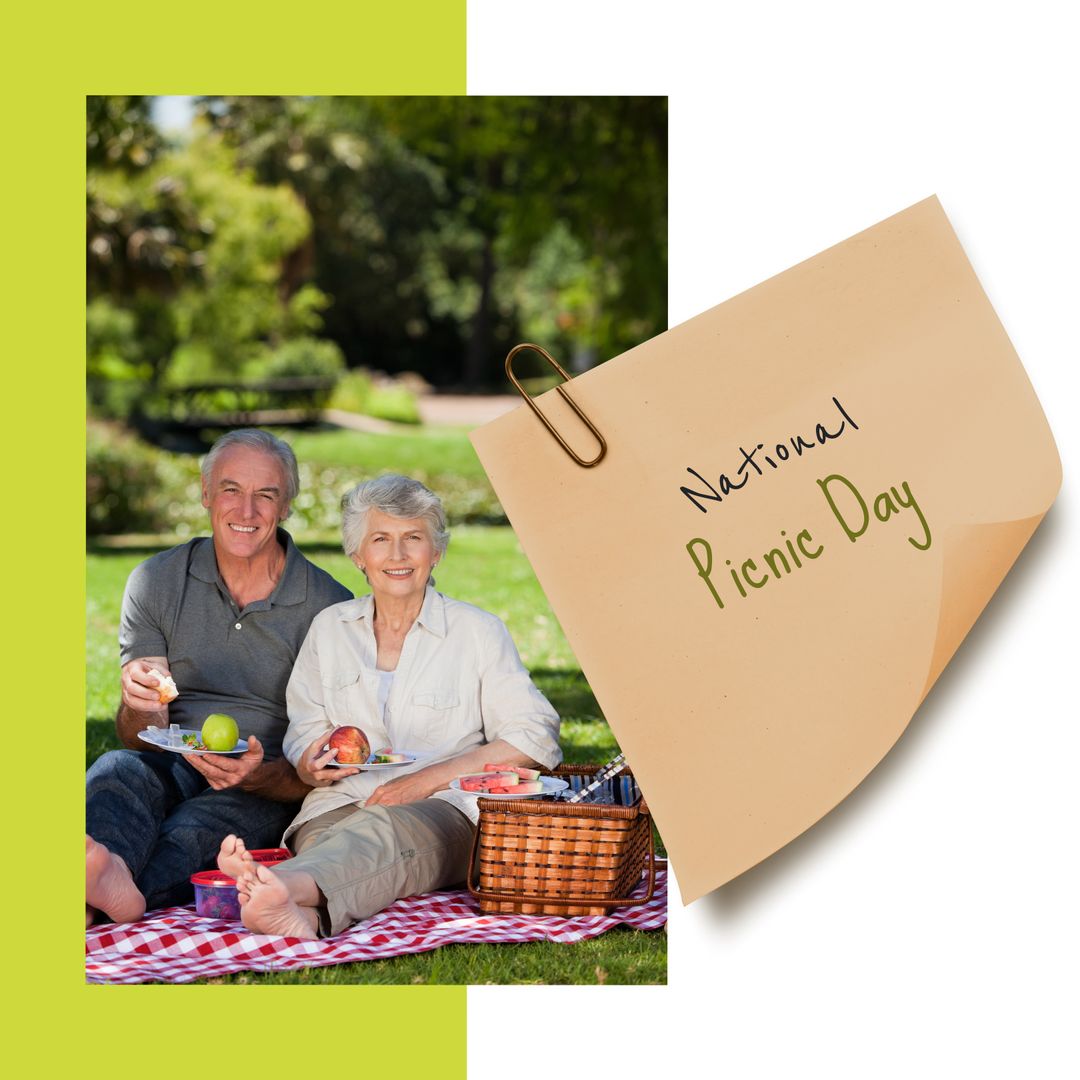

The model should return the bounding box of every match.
[85,429,352,926]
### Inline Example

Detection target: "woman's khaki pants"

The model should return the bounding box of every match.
[287,800,474,937]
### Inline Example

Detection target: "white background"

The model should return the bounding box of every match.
[467,2,1079,1076]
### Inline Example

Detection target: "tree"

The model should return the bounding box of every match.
[200,96,668,388]
[87,98,319,394]
[367,96,667,383]
[197,96,457,380]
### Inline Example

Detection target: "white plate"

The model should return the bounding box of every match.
[449,776,569,799]
[138,727,248,756]
[326,753,418,771]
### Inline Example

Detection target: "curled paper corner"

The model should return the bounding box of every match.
[918,511,1055,705]
[682,513,1063,905]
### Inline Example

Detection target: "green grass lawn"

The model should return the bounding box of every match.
[286,425,491,481]
[86,524,666,985]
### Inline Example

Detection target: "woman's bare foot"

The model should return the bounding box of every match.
[236,864,320,939]
[216,834,249,879]
[86,835,145,925]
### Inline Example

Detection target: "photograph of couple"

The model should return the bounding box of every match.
[85,95,668,985]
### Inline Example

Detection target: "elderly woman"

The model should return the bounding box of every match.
[217,474,561,938]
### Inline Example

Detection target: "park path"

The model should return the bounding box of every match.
[417,394,520,427]
[326,395,520,434]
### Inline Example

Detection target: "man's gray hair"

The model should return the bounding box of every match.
[341,475,450,560]
[201,429,300,517]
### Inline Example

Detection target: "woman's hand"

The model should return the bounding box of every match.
[365,740,544,808]
[365,768,442,807]
[296,733,359,788]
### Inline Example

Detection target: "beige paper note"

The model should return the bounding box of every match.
[471,197,1061,903]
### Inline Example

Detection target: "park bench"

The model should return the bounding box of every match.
[130,377,336,444]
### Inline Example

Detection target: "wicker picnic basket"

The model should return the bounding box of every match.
[466,763,656,917]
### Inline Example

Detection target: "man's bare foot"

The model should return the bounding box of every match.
[217,834,249,879]
[236,864,319,939]
[86,835,145,925]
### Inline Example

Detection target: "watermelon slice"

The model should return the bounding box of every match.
[483,763,540,781]
[484,770,519,785]
[458,773,513,792]
[459,777,497,792]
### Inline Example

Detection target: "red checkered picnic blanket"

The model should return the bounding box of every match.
[85,859,667,984]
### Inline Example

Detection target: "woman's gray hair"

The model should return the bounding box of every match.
[341,475,450,562]
[201,429,300,517]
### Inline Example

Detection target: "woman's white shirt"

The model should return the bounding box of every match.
[375,668,394,724]
[281,586,562,839]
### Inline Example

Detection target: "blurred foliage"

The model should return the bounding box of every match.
[86,420,202,535]
[88,123,318,388]
[86,95,666,407]
[365,384,421,424]
[86,96,162,171]
[362,96,667,382]
[327,369,374,414]
[247,336,346,381]
[86,297,148,418]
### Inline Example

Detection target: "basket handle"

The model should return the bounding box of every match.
[466,818,657,910]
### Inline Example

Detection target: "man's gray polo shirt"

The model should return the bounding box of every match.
[120,529,352,759]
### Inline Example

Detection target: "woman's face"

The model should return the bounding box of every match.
[354,508,438,602]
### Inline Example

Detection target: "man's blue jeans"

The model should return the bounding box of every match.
[85,749,299,911]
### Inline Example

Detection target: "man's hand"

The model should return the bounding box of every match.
[365,768,443,808]
[296,734,359,788]
[185,736,265,791]
[121,658,172,714]
[184,739,313,802]
[116,656,172,749]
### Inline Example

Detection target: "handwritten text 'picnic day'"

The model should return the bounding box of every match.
[681,397,933,610]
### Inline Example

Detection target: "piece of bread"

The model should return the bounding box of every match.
[149,668,179,704]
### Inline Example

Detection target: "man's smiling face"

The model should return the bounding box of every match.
[201,446,289,562]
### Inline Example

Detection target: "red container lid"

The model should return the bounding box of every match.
[250,848,291,864]
[190,850,291,887]
[191,870,237,888]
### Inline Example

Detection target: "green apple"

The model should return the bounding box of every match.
[201,713,239,752]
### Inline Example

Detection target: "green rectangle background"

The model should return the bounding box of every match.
[5,3,467,1074]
